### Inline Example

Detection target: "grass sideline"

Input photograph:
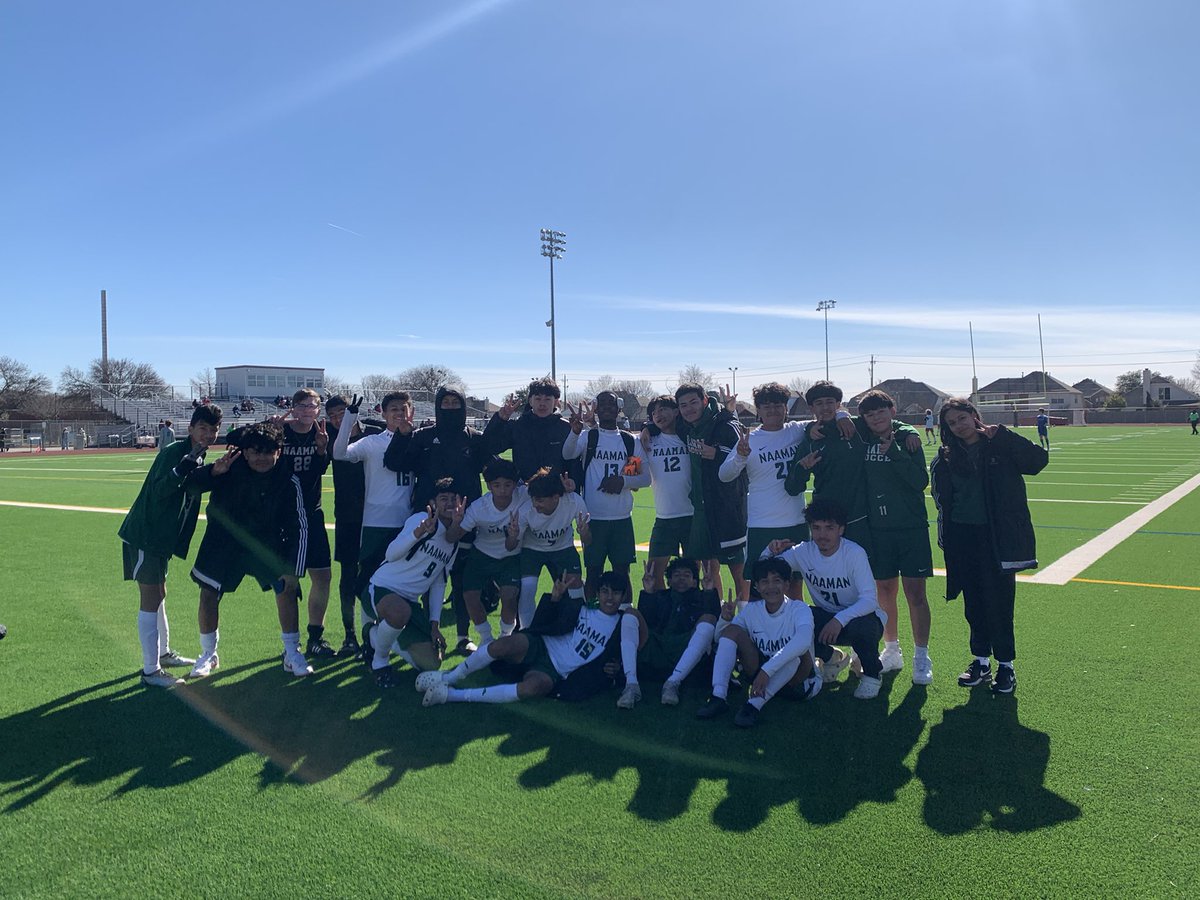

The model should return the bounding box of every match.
[0,425,1197,898]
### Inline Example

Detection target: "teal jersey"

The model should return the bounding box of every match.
[118,439,206,558]
[863,423,928,530]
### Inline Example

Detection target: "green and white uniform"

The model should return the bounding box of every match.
[862,429,932,579]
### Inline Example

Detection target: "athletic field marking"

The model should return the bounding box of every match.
[1028,498,1141,505]
[0,500,129,515]
[1068,577,1200,593]
[1027,470,1200,585]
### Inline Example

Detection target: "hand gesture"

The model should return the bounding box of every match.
[314,419,329,454]
[641,559,656,593]
[415,503,438,537]
[981,423,999,440]
[559,472,576,494]
[599,474,624,494]
[506,510,522,542]
[264,413,287,427]
[877,429,894,456]
[396,404,414,435]
[701,565,714,591]
[347,394,363,415]
[798,446,824,470]
[699,442,717,460]
[499,393,520,420]
[550,570,570,601]
[736,430,751,458]
[719,384,737,413]
[750,669,770,699]
[449,495,467,528]
[212,447,240,476]
[808,422,824,442]
[834,414,856,441]
[575,511,591,540]
[567,401,584,434]
[720,589,736,622]
[766,538,793,556]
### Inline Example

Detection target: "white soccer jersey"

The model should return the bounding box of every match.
[776,538,884,626]
[460,486,529,560]
[370,512,459,614]
[332,413,412,528]
[731,597,814,677]
[719,421,808,528]
[519,491,588,553]
[639,434,692,519]
[545,606,621,678]
[562,428,650,521]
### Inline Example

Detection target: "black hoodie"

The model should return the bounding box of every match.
[384,387,488,511]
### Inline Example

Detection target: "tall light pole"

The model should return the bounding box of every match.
[540,228,566,383]
[728,366,738,395]
[816,299,837,379]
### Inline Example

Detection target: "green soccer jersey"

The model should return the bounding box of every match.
[862,423,928,530]
[785,418,870,524]
[118,439,206,558]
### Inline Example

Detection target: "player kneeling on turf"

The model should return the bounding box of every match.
[417,571,629,706]
[188,423,311,679]
[763,499,886,699]
[362,479,465,689]
[695,557,819,728]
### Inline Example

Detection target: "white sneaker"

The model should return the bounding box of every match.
[188,651,220,679]
[617,683,642,709]
[282,649,313,677]
[660,680,681,706]
[880,645,904,673]
[853,675,882,700]
[820,648,851,683]
[422,681,449,706]
[912,655,933,685]
[141,668,183,688]
[159,650,196,669]
[414,670,446,693]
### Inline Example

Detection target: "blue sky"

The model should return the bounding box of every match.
[3,0,1197,403]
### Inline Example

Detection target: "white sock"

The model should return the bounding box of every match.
[914,644,929,660]
[669,621,715,683]
[749,662,799,709]
[475,621,494,644]
[447,684,520,704]
[976,655,991,666]
[620,615,640,685]
[998,660,1014,670]
[518,577,538,629]
[884,639,900,652]
[137,610,159,674]
[372,621,403,670]
[445,643,498,684]
[710,638,737,700]
[200,630,218,656]
[281,631,300,654]
[499,618,516,637]
[156,601,170,655]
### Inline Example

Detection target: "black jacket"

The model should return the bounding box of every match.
[482,406,583,486]
[678,402,748,550]
[637,587,720,634]
[930,425,1048,599]
[383,388,487,511]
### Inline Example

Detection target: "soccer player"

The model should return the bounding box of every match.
[931,398,1047,694]
[719,381,811,577]
[273,388,335,660]
[562,391,650,598]
[417,570,629,707]
[858,390,934,685]
[694,556,819,728]
[509,467,591,627]
[623,557,721,707]
[763,499,886,699]
[481,376,582,485]
[1190,409,1199,435]
[187,423,312,679]
[924,408,936,445]
[639,395,698,590]
[119,403,222,687]
[445,458,528,646]
[331,392,415,604]
[362,479,465,688]
[1036,408,1051,450]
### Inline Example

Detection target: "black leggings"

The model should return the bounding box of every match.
[947,523,1016,662]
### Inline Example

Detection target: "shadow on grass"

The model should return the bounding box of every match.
[915,689,1081,833]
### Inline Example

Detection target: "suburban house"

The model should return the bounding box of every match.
[848,378,950,416]
[1120,370,1200,408]
[1073,378,1114,409]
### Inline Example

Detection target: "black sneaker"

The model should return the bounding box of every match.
[358,622,375,663]
[695,696,729,720]
[733,701,760,728]
[991,666,1016,694]
[455,637,477,655]
[373,664,400,689]
[338,634,360,658]
[306,637,337,660]
[957,659,992,687]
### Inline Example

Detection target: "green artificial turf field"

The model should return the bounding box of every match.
[1,426,1198,898]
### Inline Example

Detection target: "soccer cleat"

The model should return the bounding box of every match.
[733,701,760,728]
[853,675,882,700]
[695,696,729,720]
[911,656,933,686]
[305,637,337,660]
[338,634,360,658]
[373,664,401,689]
[799,674,822,701]
[660,680,682,706]
[188,651,220,679]
[283,650,314,677]
[616,683,642,709]
[820,648,851,683]
[992,666,1016,694]
[957,659,992,687]
[879,645,904,673]
[358,622,375,663]
[455,637,477,655]
[159,650,195,669]
[414,670,446,693]
[141,668,184,688]
[422,680,449,706]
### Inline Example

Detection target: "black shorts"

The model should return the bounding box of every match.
[192,533,290,597]
[305,509,332,569]
[334,516,362,564]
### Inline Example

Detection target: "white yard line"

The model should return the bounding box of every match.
[1027,470,1200,585]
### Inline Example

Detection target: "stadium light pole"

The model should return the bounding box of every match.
[728,366,738,395]
[816,299,837,379]
[540,229,566,383]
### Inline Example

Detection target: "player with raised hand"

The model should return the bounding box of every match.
[638,395,697,590]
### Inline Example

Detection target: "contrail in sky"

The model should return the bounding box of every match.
[327,223,364,237]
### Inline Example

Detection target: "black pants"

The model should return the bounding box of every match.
[811,606,885,678]
[947,523,1017,662]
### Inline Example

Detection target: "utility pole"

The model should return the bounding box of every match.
[816,299,836,379]
[728,366,738,395]
[869,354,875,388]
[540,229,566,383]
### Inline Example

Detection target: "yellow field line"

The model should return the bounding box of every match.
[1067,577,1200,592]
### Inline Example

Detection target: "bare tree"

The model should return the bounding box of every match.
[189,367,216,398]
[323,373,355,398]
[0,356,52,416]
[397,364,467,402]
[677,365,714,388]
[788,377,814,396]
[61,358,168,400]
[359,373,405,395]
[614,378,654,399]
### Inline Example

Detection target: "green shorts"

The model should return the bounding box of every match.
[360,585,434,648]
[638,629,694,676]
[648,516,693,558]
[745,523,810,574]
[357,525,403,588]
[463,550,521,592]
[583,517,636,569]
[519,633,563,685]
[520,546,583,580]
[843,518,875,563]
[122,542,169,585]
[688,510,747,566]
[869,527,933,580]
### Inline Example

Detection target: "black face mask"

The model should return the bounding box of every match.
[435,402,467,433]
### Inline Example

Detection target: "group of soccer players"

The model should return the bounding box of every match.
[120,373,1045,727]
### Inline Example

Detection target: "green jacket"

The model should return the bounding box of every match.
[117,439,206,558]
[862,425,929,530]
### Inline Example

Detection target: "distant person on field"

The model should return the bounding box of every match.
[119,403,223,687]
[61,425,71,450]
[158,420,174,451]
[1035,408,1050,450]
[924,408,936,445]
[1189,410,1198,435]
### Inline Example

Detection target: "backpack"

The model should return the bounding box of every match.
[584,428,637,473]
